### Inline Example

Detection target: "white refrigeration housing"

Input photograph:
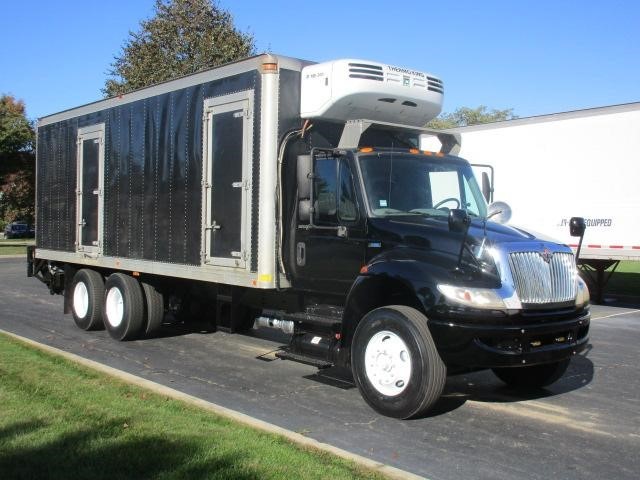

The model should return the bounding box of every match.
[301,59,444,127]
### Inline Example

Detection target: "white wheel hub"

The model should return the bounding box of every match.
[73,281,89,319]
[364,330,412,396]
[105,286,124,328]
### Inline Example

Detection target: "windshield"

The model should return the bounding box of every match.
[358,152,487,218]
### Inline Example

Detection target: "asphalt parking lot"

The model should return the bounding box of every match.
[1,256,639,480]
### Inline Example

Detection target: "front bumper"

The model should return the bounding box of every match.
[428,307,590,368]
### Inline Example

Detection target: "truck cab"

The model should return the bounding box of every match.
[275,134,590,418]
[267,59,591,418]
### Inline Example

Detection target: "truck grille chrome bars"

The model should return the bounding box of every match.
[508,252,577,304]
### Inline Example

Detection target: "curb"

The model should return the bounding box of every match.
[0,329,426,480]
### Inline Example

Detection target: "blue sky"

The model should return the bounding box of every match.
[1,0,638,120]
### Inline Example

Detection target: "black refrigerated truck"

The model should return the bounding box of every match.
[28,54,590,418]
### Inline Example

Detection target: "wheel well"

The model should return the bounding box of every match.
[340,275,426,364]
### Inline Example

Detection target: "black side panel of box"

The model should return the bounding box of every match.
[36,120,78,252]
[36,70,258,267]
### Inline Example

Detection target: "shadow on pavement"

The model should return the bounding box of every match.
[423,346,595,418]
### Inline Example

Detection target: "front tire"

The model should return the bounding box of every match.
[103,273,144,341]
[492,359,570,389]
[351,306,446,419]
[71,269,105,331]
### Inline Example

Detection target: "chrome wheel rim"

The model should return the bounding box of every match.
[364,330,412,396]
[73,281,89,319]
[105,287,124,328]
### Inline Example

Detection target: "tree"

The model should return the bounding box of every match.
[103,0,255,97]
[427,106,518,129]
[1,170,34,225]
[0,95,34,155]
[0,95,35,227]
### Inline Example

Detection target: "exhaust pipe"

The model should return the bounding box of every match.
[254,316,295,335]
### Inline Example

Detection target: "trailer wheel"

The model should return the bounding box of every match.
[103,273,144,341]
[351,305,446,419]
[141,281,165,336]
[71,269,105,331]
[492,359,570,389]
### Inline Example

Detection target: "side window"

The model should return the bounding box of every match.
[338,159,358,222]
[314,157,358,225]
[315,158,338,224]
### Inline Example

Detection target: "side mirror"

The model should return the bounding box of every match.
[448,209,471,233]
[297,154,312,200]
[487,201,512,224]
[481,172,492,203]
[569,217,586,238]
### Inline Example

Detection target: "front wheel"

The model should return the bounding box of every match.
[492,359,570,389]
[351,306,446,419]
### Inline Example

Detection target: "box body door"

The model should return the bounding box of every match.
[76,124,105,254]
[202,92,253,268]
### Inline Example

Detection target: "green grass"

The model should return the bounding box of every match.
[0,334,384,480]
[0,238,34,256]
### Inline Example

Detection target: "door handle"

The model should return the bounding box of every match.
[79,218,86,227]
[296,242,306,266]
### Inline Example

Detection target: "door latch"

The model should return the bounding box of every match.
[296,242,306,266]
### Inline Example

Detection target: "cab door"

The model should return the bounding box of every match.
[294,155,366,295]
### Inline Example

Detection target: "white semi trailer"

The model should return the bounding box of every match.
[423,102,640,300]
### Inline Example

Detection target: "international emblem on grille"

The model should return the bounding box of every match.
[540,248,553,264]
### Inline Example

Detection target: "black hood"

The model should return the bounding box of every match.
[368,215,536,257]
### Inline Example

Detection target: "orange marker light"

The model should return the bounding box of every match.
[409,148,419,154]
[132,271,140,277]
[359,265,369,274]
[359,147,374,153]
[261,62,278,73]
[422,150,433,156]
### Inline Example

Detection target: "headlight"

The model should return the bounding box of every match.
[437,284,507,309]
[575,276,590,307]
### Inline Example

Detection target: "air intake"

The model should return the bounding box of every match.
[348,63,384,81]
[508,252,577,305]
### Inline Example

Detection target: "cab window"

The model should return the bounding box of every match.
[314,157,358,225]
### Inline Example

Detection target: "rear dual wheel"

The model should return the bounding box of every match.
[104,273,145,341]
[71,269,105,331]
[103,274,165,341]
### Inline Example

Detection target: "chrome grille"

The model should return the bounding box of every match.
[508,252,576,304]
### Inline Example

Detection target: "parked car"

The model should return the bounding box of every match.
[4,222,33,239]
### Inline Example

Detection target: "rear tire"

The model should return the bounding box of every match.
[351,305,446,419]
[103,273,144,341]
[141,281,165,336]
[492,359,570,388]
[71,269,105,331]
